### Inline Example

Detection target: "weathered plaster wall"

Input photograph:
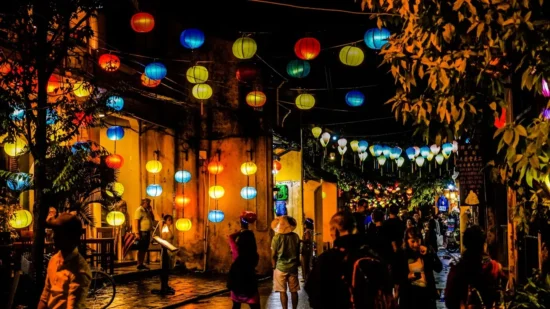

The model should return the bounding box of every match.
[275,151,303,238]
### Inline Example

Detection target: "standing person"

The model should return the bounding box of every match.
[365,208,387,259]
[39,213,91,309]
[228,211,260,309]
[301,218,314,281]
[383,204,406,253]
[133,198,154,270]
[353,199,368,242]
[271,215,301,309]
[156,214,177,295]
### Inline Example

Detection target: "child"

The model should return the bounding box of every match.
[159,214,177,295]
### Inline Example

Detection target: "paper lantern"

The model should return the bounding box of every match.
[107,182,124,197]
[543,79,550,98]
[337,138,347,148]
[364,28,391,50]
[9,209,32,229]
[4,138,27,157]
[294,37,321,60]
[273,160,282,172]
[180,28,205,49]
[146,184,162,197]
[131,12,155,33]
[47,75,62,93]
[236,63,257,82]
[358,140,368,152]
[145,62,167,80]
[435,154,444,165]
[73,81,90,97]
[377,156,387,165]
[7,173,31,191]
[420,146,430,158]
[246,91,266,108]
[106,126,124,141]
[312,127,322,138]
[415,156,425,167]
[192,84,213,100]
[369,145,376,156]
[0,62,12,75]
[442,143,453,156]
[390,147,402,160]
[10,109,25,121]
[106,96,124,111]
[141,73,161,87]
[208,185,225,199]
[287,60,310,78]
[339,46,364,66]
[345,90,365,107]
[350,140,359,152]
[452,141,459,153]
[98,54,120,72]
[430,144,441,155]
[208,210,225,223]
[405,147,416,160]
[232,37,257,59]
[427,152,434,161]
[382,145,391,158]
[413,146,420,157]
[295,94,315,110]
[176,218,192,231]
[175,195,191,208]
[46,109,58,125]
[146,160,162,173]
[241,162,257,175]
[186,66,208,84]
[241,186,257,199]
[321,133,331,146]
[373,145,383,157]
[207,161,224,175]
[105,154,124,169]
[106,211,125,227]
[396,157,405,167]
[175,170,192,183]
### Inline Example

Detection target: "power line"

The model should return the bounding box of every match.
[247,0,398,16]
[314,117,394,126]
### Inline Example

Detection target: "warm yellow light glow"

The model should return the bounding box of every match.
[106,211,125,226]
[240,161,258,176]
[73,81,91,97]
[186,66,208,84]
[4,137,27,157]
[339,46,364,66]
[9,209,32,229]
[208,185,225,199]
[192,84,213,100]
[295,94,315,110]
[207,161,224,175]
[175,218,192,231]
[145,160,163,173]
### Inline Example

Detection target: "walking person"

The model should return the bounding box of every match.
[271,215,301,309]
[133,198,155,270]
[228,211,260,309]
[301,218,314,282]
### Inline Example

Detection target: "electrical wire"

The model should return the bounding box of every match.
[246,0,398,16]
[314,116,394,126]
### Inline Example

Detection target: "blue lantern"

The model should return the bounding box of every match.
[345,90,365,107]
[405,147,416,160]
[7,173,31,191]
[145,62,167,80]
[146,184,162,197]
[390,146,402,159]
[208,210,225,223]
[382,145,391,158]
[358,140,369,152]
[286,60,310,78]
[106,126,124,141]
[10,109,25,121]
[442,143,453,156]
[420,146,430,158]
[364,28,391,50]
[107,96,124,111]
[175,170,192,183]
[180,28,205,49]
[240,186,257,200]
[46,109,58,125]
[373,145,383,157]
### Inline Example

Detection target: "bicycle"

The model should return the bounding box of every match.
[87,268,116,309]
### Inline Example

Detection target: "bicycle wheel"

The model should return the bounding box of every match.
[87,270,116,309]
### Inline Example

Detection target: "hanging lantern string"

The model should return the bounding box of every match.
[278,100,356,112]
[309,116,394,126]
[322,39,364,51]
[247,0,399,16]
[255,54,288,82]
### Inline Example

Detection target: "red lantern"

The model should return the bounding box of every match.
[294,37,321,60]
[236,63,257,82]
[494,108,506,129]
[106,154,124,169]
[72,112,94,126]
[273,160,282,172]
[207,161,224,175]
[131,13,155,33]
[175,194,191,208]
[141,73,161,87]
[98,54,120,72]
[47,75,61,93]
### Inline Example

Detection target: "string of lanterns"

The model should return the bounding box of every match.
[207,154,225,223]
[175,149,192,232]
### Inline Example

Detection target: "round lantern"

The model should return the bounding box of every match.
[435,154,444,165]
[208,210,225,223]
[339,46,364,67]
[141,73,161,87]
[175,195,191,208]
[430,144,441,155]
[7,173,31,191]
[4,138,27,157]
[236,63,257,82]
[415,156,425,167]
[180,28,205,49]
[396,157,405,167]
[294,37,321,60]
[312,127,322,139]
[73,81,91,97]
[175,170,192,183]
[295,93,315,110]
[145,62,167,80]
[9,209,32,229]
[105,154,124,169]
[208,185,225,199]
[98,54,121,72]
[287,60,311,78]
[420,146,430,158]
[10,109,25,121]
[207,161,224,175]
[47,75,62,93]
[106,96,124,111]
[107,182,125,197]
[232,37,257,59]
[405,147,416,160]
[358,140,369,152]
[345,90,365,107]
[146,184,163,197]
[46,109,58,125]
[364,28,391,50]
[106,211,125,226]
[241,186,257,199]
[131,12,155,33]
[192,84,213,100]
[273,160,282,173]
[0,62,12,75]
[241,161,258,175]
[246,91,266,108]
[106,126,125,141]
[350,140,359,152]
[145,160,162,173]
[442,143,453,156]
[186,66,208,84]
[176,218,192,231]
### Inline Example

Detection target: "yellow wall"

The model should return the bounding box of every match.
[322,182,338,244]
[275,151,303,238]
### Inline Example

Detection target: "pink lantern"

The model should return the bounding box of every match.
[543,79,550,98]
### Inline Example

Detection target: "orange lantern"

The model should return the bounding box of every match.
[207,161,224,175]
[0,62,11,75]
[131,12,155,33]
[273,160,282,173]
[47,75,61,93]
[98,54,121,72]
[105,154,124,169]
[141,73,161,87]
[175,194,191,208]
[246,91,267,108]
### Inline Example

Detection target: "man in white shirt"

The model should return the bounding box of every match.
[133,198,155,270]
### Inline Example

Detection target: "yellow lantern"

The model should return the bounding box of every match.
[106,182,124,197]
[208,185,225,199]
[312,127,322,138]
[296,94,315,110]
[245,91,267,108]
[186,66,209,84]
[339,46,364,67]
[9,209,32,229]
[232,37,258,59]
[240,161,258,175]
[146,160,163,173]
[176,218,192,231]
[73,81,91,97]
[106,211,125,227]
[4,137,27,157]
[192,84,213,100]
[350,140,359,152]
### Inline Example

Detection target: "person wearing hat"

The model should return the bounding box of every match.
[271,215,301,309]
[39,213,91,309]
[133,198,155,270]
